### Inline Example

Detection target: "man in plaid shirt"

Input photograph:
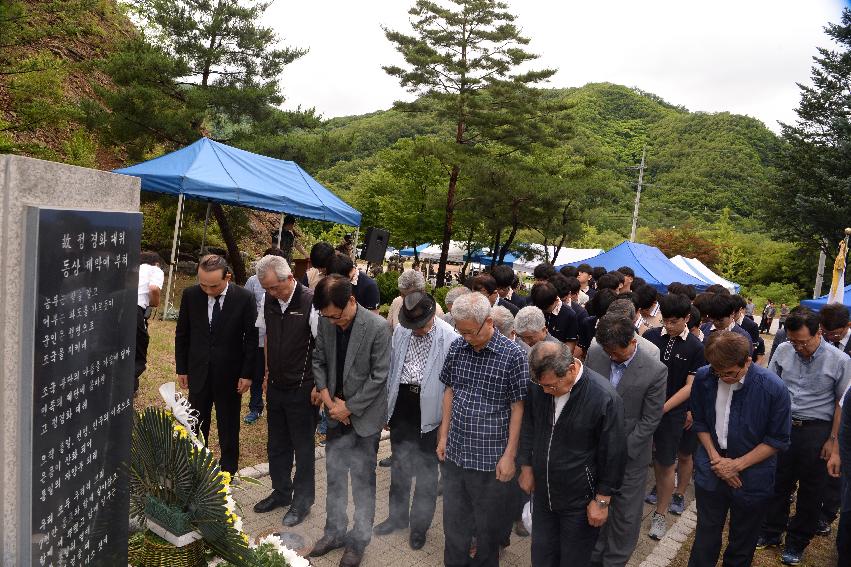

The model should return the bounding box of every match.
[437,292,530,567]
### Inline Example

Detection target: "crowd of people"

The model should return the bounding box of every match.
[160,241,851,567]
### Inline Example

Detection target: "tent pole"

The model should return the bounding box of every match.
[277,214,285,248]
[353,228,360,259]
[201,202,211,253]
[162,193,185,320]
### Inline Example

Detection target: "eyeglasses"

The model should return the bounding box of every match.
[319,309,344,320]
[455,319,486,338]
[712,366,745,380]
[821,326,847,342]
[533,377,563,392]
[788,335,819,347]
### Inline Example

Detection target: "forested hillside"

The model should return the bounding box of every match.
[0,0,823,303]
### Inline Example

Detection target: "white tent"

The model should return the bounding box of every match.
[513,246,603,273]
[670,255,740,293]
[419,241,469,263]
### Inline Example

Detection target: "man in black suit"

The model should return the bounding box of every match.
[493,264,527,308]
[175,254,258,474]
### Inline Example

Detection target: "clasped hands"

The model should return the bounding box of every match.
[710,455,743,488]
[326,396,352,425]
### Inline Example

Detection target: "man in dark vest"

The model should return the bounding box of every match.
[251,254,321,527]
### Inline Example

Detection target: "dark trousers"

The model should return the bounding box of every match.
[249,346,265,413]
[838,510,851,567]
[762,420,832,550]
[189,373,241,474]
[531,493,600,567]
[689,484,768,567]
[821,474,841,524]
[443,459,509,567]
[499,477,527,544]
[387,386,439,533]
[134,306,149,391]
[325,424,380,550]
[267,382,318,508]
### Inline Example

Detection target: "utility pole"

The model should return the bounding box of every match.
[629,146,647,242]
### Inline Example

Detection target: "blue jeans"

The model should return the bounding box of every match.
[249,346,265,413]
[317,407,328,435]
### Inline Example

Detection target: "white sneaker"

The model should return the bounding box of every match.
[648,512,667,540]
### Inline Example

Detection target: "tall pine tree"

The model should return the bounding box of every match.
[384,0,557,285]
[766,8,851,254]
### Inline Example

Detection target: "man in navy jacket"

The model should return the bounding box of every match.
[687,331,791,567]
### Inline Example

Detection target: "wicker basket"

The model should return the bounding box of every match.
[140,530,206,567]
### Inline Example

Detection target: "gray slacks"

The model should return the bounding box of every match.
[592,463,648,567]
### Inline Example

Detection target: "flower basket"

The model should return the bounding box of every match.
[140,530,206,567]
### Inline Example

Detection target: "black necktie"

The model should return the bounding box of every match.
[211,295,222,330]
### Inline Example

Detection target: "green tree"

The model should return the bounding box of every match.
[384,0,557,285]
[90,0,306,283]
[764,8,851,255]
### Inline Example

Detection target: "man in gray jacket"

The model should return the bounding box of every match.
[374,292,460,549]
[308,275,391,567]
[585,313,668,567]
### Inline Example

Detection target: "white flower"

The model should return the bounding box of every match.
[224,494,236,515]
[279,546,309,567]
[233,515,243,533]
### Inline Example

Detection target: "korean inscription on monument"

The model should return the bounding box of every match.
[29,208,141,566]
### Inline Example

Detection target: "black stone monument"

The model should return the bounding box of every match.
[23,207,141,566]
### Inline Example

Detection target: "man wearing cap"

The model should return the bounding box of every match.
[374,292,460,549]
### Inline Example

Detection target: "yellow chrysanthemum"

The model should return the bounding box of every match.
[219,471,232,486]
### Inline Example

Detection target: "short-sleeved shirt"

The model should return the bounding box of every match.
[439,330,530,471]
[701,322,754,355]
[137,263,165,309]
[545,300,578,343]
[769,338,851,422]
[644,326,705,415]
[352,270,381,310]
[244,274,266,346]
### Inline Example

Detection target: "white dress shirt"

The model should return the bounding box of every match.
[207,282,229,324]
[137,263,165,309]
[715,374,747,450]
[553,362,584,422]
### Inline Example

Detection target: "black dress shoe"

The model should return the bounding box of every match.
[339,546,364,567]
[253,492,291,514]
[309,533,346,557]
[409,531,426,550]
[378,456,393,467]
[282,505,310,527]
[373,517,405,535]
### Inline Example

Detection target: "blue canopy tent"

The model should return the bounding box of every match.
[399,243,431,257]
[113,137,362,315]
[560,241,710,292]
[466,250,519,266]
[800,284,851,312]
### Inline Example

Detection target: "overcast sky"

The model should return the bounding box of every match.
[263,0,848,132]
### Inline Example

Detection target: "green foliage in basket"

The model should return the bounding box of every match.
[129,407,251,565]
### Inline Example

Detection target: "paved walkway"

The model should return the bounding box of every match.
[234,437,694,566]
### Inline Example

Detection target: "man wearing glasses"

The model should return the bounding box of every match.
[437,292,530,567]
[687,331,791,567]
[758,308,851,565]
[308,275,390,567]
[518,340,626,566]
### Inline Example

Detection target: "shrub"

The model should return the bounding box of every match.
[375,271,401,305]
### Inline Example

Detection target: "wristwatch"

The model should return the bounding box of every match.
[596,499,610,509]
